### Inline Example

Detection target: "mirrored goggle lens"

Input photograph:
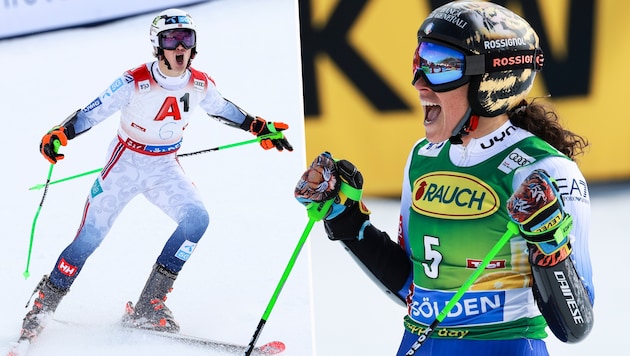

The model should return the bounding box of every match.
[163,15,192,25]
[160,29,196,50]
[413,41,466,86]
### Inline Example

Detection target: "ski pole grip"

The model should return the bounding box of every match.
[306,199,333,222]
[256,131,284,142]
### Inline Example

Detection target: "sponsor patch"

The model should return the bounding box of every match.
[498,148,535,173]
[110,78,124,93]
[411,171,499,219]
[131,122,146,132]
[408,287,506,326]
[417,141,446,158]
[175,240,197,261]
[57,258,78,277]
[83,97,102,113]
[194,79,205,92]
[467,259,506,269]
[138,79,151,93]
[484,37,527,49]
[90,179,103,198]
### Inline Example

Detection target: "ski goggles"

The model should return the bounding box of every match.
[159,28,196,50]
[412,39,544,92]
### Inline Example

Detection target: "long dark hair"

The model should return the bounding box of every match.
[507,99,589,160]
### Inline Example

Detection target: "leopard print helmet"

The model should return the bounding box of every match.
[416,1,544,117]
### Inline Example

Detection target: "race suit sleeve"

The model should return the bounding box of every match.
[396,142,421,299]
[72,73,136,135]
[336,145,417,305]
[198,76,249,128]
[323,150,413,305]
[513,156,595,303]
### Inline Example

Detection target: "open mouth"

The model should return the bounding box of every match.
[176,54,185,65]
[423,102,441,124]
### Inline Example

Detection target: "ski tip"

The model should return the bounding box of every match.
[258,341,286,354]
[6,340,30,356]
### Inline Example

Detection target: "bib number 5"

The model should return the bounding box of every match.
[422,235,442,279]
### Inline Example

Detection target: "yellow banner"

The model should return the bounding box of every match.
[301,0,628,196]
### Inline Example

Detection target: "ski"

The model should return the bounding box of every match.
[6,332,285,356]
[52,319,285,355]
[133,329,286,355]
[5,319,285,355]
[6,340,30,356]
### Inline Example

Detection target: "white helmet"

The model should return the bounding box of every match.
[149,8,197,56]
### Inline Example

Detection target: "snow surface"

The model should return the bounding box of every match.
[1,0,627,355]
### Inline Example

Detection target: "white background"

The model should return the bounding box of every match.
[0,0,626,355]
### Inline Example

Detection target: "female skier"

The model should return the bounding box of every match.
[295,1,594,355]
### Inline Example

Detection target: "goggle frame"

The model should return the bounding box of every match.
[159,28,196,50]
[412,38,544,92]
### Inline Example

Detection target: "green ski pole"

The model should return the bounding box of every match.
[24,141,60,279]
[244,182,362,356]
[28,132,285,190]
[28,168,102,191]
[243,199,332,356]
[177,131,284,157]
[405,221,520,355]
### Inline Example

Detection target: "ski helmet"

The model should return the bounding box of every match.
[149,8,197,58]
[414,1,544,117]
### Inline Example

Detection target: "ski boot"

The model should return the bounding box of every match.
[122,263,180,333]
[19,275,68,342]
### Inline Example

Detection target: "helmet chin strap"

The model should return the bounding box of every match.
[163,57,173,70]
[449,106,479,144]
[156,49,173,70]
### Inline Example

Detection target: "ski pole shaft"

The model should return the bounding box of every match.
[405,221,520,355]
[244,199,333,356]
[28,168,102,191]
[28,133,284,190]
[177,131,284,157]
[24,140,61,279]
